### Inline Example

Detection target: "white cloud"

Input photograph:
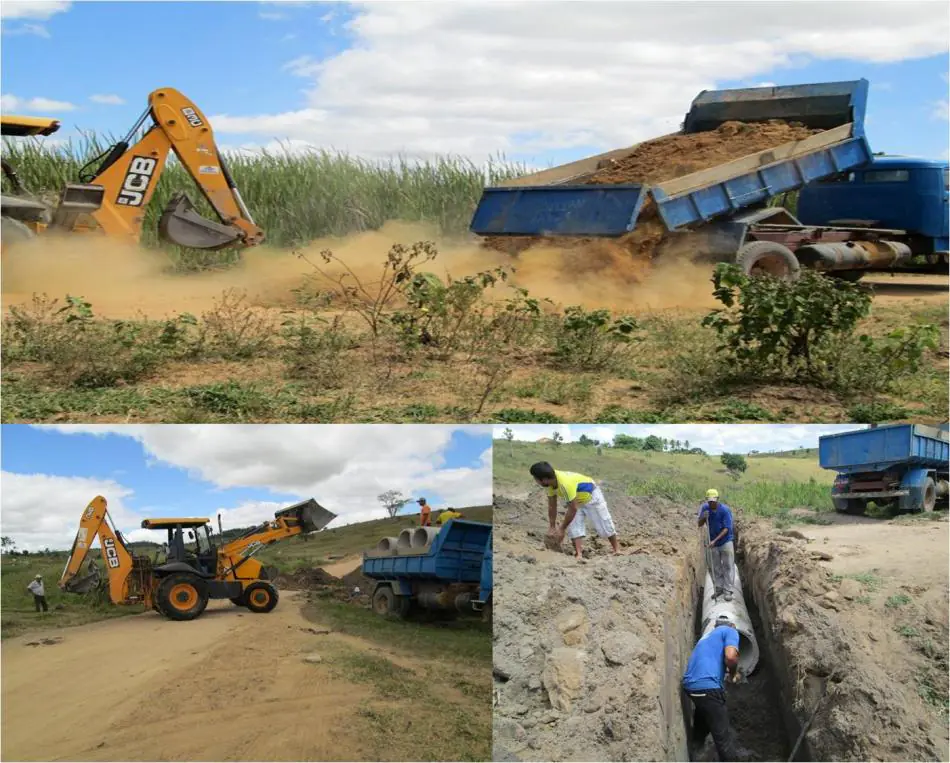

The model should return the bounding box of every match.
[932,99,949,120]
[494,424,865,455]
[0,472,138,552]
[2,22,49,37]
[208,1,949,161]
[0,94,76,112]
[31,425,493,528]
[89,93,125,105]
[0,0,70,20]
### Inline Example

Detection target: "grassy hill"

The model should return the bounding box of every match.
[494,441,833,515]
[0,505,491,639]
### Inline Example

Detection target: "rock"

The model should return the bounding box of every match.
[838,579,863,600]
[584,695,603,713]
[824,590,840,603]
[538,710,560,724]
[495,718,526,741]
[780,529,809,541]
[542,648,585,711]
[555,606,590,647]
[511,704,530,716]
[303,653,323,664]
[601,631,648,666]
[518,646,534,661]
[521,719,537,729]
[604,718,629,741]
[810,551,834,561]
[527,676,542,691]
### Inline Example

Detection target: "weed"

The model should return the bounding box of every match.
[492,408,565,423]
[191,289,276,359]
[846,400,912,423]
[552,306,639,371]
[847,571,884,591]
[896,625,920,638]
[280,314,355,388]
[885,593,912,608]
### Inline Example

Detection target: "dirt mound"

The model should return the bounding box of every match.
[739,519,946,762]
[492,491,700,762]
[275,567,342,591]
[484,120,823,275]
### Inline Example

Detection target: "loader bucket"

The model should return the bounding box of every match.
[158,192,245,250]
[276,498,336,534]
[682,79,869,134]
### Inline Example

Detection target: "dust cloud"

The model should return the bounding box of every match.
[1,221,718,319]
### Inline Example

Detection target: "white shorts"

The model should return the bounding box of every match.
[566,486,616,540]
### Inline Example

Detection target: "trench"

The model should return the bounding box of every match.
[667,531,809,763]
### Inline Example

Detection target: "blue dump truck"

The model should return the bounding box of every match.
[819,423,950,514]
[362,519,493,623]
[470,79,949,281]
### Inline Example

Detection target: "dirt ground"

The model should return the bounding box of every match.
[0,590,486,762]
[492,483,950,762]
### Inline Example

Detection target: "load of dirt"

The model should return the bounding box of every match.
[492,490,701,762]
[275,567,342,591]
[483,120,823,275]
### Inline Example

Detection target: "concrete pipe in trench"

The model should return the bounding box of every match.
[375,537,399,555]
[396,528,414,553]
[411,526,441,549]
[700,567,760,675]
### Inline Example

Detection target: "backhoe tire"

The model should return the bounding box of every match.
[736,241,801,282]
[244,581,279,613]
[1,216,34,249]
[156,573,210,621]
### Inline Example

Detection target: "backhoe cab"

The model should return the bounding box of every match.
[60,496,335,621]
[1,87,264,251]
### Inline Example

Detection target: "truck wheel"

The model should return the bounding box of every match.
[922,478,936,513]
[156,573,210,621]
[736,241,801,282]
[244,581,279,613]
[372,586,410,619]
[833,497,867,516]
[0,216,35,249]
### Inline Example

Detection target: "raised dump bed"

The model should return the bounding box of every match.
[470,79,872,238]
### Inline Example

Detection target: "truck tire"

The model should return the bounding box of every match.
[156,573,210,621]
[372,586,410,619]
[736,241,801,282]
[833,497,867,516]
[243,581,279,613]
[1,216,34,249]
[922,478,936,513]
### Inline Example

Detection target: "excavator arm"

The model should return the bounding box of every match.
[78,87,264,250]
[59,496,138,604]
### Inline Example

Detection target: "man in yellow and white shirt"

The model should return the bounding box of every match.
[529,461,620,559]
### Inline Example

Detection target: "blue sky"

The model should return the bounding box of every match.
[1,424,493,550]
[2,1,947,164]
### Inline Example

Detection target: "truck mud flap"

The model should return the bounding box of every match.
[469,184,647,237]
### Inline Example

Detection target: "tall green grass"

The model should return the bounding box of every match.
[2,134,527,249]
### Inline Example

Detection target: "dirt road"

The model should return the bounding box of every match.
[1,592,486,762]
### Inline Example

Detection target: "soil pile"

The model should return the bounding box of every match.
[484,120,823,274]
[275,567,342,591]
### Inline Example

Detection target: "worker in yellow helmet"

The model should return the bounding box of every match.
[437,509,464,525]
[698,488,735,602]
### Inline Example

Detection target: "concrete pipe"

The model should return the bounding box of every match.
[396,528,414,553]
[700,567,760,675]
[411,527,441,549]
[375,537,399,555]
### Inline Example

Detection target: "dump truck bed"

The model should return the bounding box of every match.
[361,519,492,583]
[819,424,950,473]
[470,80,872,237]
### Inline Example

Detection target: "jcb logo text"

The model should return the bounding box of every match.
[103,538,121,569]
[116,157,157,207]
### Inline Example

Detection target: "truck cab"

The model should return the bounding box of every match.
[798,156,950,258]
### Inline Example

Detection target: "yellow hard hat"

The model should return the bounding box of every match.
[705,489,719,499]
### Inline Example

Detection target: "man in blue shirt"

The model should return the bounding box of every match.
[698,488,735,601]
[683,613,742,761]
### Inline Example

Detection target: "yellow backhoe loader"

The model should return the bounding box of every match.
[1,87,265,250]
[59,496,335,621]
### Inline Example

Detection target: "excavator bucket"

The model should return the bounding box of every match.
[276,498,336,534]
[682,80,869,134]
[158,192,245,250]
[63,562,102,594]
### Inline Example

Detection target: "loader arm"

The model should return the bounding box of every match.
[83,87,264,251]
[59,496,137,604]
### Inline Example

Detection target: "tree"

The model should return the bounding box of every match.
[643,435,664,452]
[0,536,14,554]
[613,434,644,450]
[720,453,748,478]
[684,440,690,451]
[503,427,515,457]
[578,434,597,447]
[378,490,409,518]
[552,431,564,447]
